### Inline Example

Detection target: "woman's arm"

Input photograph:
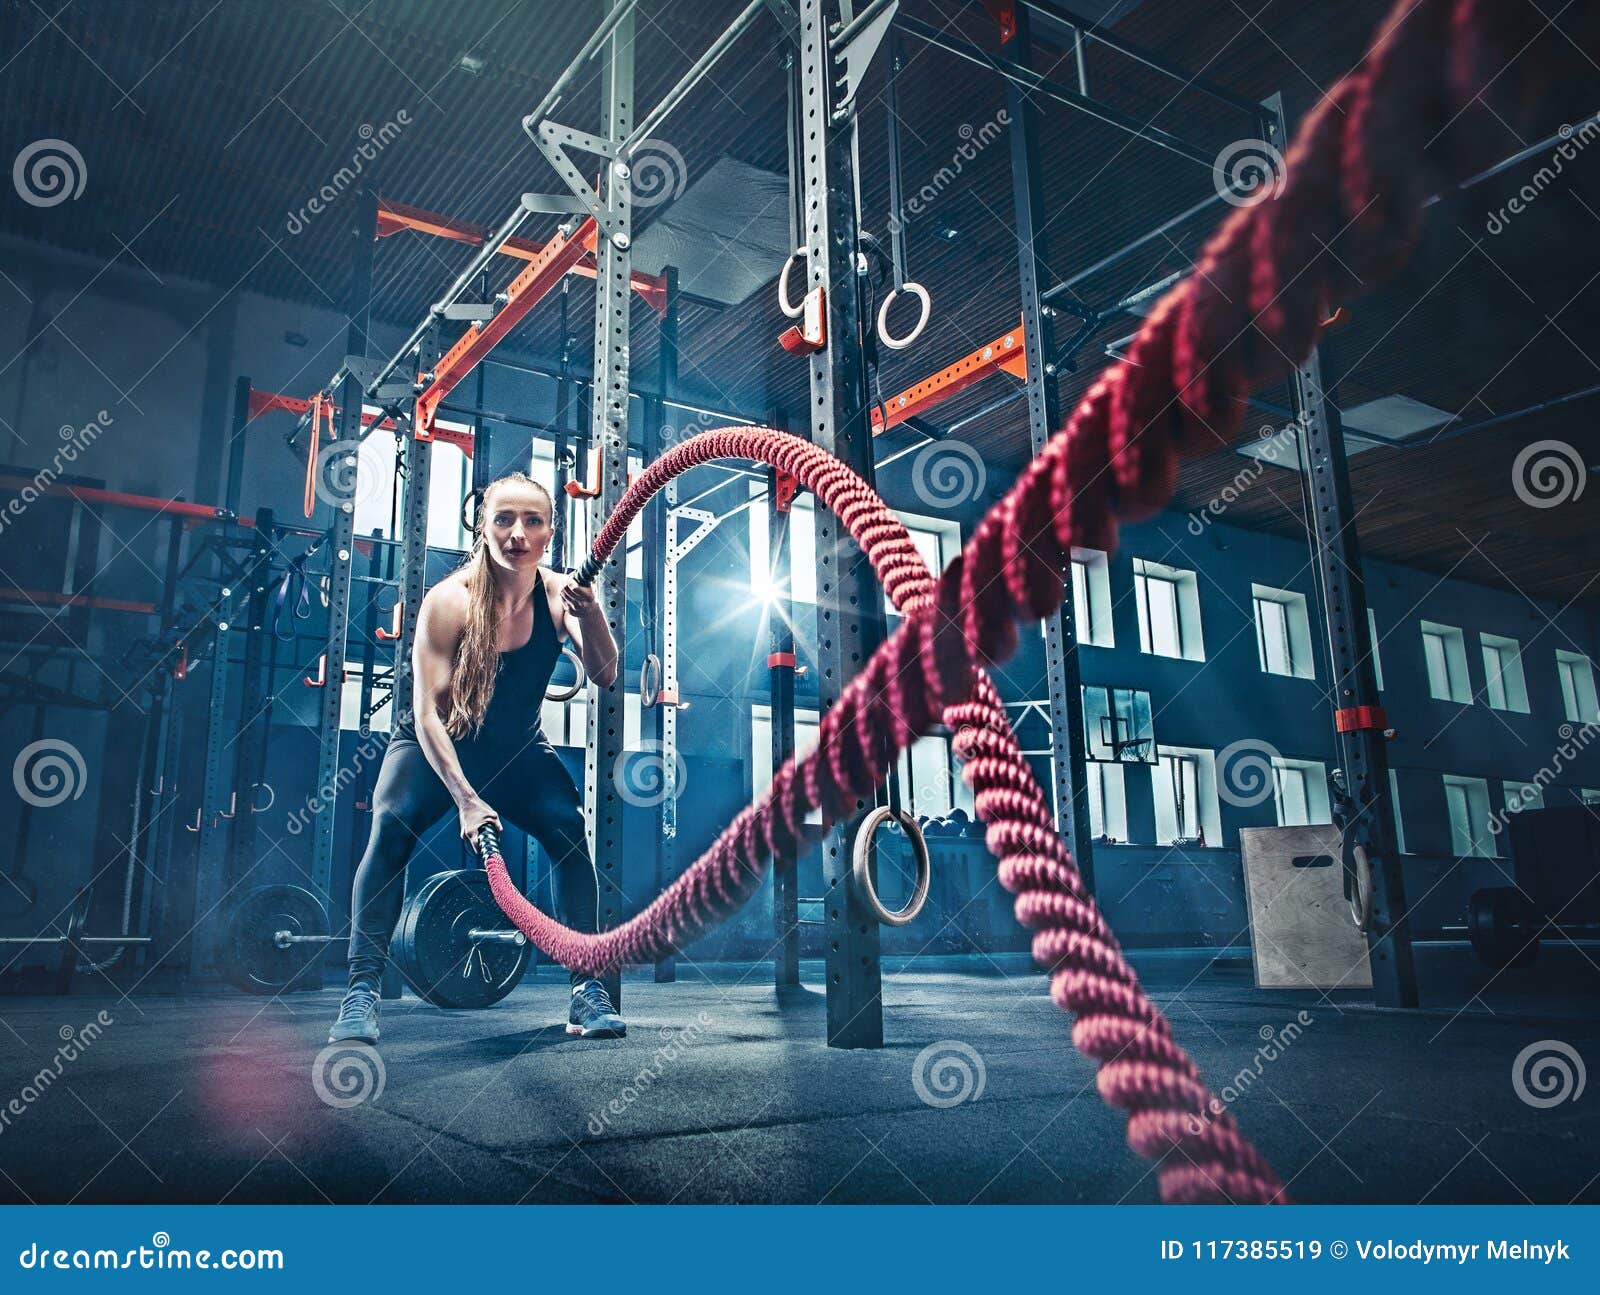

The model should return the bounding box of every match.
[411,586,501,840]
[560,574,619,689]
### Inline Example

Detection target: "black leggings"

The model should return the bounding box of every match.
[347,734,598,988]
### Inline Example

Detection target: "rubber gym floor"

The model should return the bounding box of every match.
[1,948,1595,1205]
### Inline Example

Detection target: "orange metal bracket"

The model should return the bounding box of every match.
[778,286,827,354]
[375,199,668,315]
[376,600,403,641]
[414,218,598,440]
[870,319,1027,435]
[251,389,475,458]
[564,446,634,499]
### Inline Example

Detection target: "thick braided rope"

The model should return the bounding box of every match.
[481,0,1586,1203]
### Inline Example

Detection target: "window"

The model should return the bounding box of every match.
[882,509,962,617]
[1252,584,1315,679]
[1270,757,1331,826]
[1134,559,1204,661]
[1480,633,1530,712]
[1084,761,1128,841]
[1556,650,1600,723]
[748,484,817,604]
[752,704,822,825]
[1389,769,1407,854]
[1070,548,1114,647]
[1421,621,1472,703]
[1442,775,1494,857]
[1503,781,1544,816]
[1368,608,1385,691]
[353,415,474,551]
[892,731,964,818]
[1152,746,1221,844]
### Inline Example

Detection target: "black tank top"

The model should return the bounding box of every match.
[394,567,562,748]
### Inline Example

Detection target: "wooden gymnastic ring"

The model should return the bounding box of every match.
[640,653,662,708]
[777,247,809,319]
[851,806,930,927]
[545,645,586,702]
[876,281,931,350]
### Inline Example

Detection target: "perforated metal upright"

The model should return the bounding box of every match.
[579,8,634,1010]
[1000,4,1096,891]
[310,186,379,901]
[1270,90,1417,1010]
[647,268,679,983]
[392,320,441,729]
[800,0,885,1048]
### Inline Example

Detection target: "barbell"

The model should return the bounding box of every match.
[0,890,152,994]
[222,865,531,1008]
[1466,887,1542,970]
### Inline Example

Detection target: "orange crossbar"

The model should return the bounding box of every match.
[869,319,1028,435]
[414,218,597,439]
[375,199,669,315]
[247,390,475,457]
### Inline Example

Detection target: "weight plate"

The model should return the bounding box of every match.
[394,869,529,1009]
[54,890,92,994]
[224,884,330,995]
[1467,887,1540,970]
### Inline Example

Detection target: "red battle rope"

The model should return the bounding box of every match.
[480,0,1591,1203]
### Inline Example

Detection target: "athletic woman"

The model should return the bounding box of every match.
[328,471,625,1043]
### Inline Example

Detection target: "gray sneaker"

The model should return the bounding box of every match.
[567,979,626,1038]
[328,984,380,1044]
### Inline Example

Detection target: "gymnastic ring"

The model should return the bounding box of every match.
[851,806,930,927]
[640,653,662,708]
[249,782,276,814]
[461,487,483,535]
[777,247,808,319]
[876,281,930,351]
[545,645,586,702]
[1345,841,1374,933]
